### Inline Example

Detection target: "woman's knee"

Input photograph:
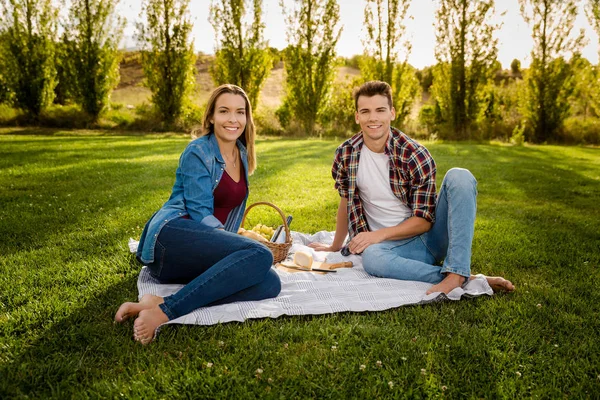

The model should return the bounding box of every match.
[261,268,281,299]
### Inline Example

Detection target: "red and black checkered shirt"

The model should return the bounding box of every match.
[332,127,437,253]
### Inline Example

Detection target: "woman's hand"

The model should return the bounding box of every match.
[308,242,342,252]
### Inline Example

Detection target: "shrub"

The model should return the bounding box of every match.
[561,117,600,145]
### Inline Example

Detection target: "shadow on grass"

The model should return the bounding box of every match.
[0,272,140,398]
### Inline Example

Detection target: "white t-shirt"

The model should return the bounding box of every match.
[356,145,412,231]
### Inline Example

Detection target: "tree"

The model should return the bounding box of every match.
[586,0,600,52]
[62,0,124,120]
[519,0,585,142]
[570,56,597,119]
[279,0,342,136]
[0,32,11,104]
[360,0,419,126]
[431,0,499,139]
[210,0,272,108]
[510,58,521,75]
[0,0,58,117]
[137,0,196,125]
[585,1,600,117]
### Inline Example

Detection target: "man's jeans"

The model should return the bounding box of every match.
[146,217,281,320]
[363,168,477,283]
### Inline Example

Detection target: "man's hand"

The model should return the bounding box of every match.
[308,242,342,252]
[348,231,386,254]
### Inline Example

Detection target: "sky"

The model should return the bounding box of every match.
[118,0,599,69]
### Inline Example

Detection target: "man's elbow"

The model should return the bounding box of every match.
[420,218,433,233]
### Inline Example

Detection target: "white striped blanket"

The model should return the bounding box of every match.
[129,231,492,326]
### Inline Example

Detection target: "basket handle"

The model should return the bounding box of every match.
[241,201,290,243]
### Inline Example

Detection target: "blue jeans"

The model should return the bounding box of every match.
[145,217,281,320]
[362,168,477,283]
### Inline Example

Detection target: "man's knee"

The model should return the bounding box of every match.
[444,168,477,190]
[362,244,386,276]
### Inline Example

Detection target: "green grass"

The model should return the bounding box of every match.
[1,128,599,398]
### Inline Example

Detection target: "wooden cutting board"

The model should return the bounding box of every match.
[276,261,353,274]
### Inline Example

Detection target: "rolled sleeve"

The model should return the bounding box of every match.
[180,147,225,229]
[332,148,349,199]
[408,149,437,223]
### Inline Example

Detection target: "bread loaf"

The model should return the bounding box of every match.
[239,228,269,243]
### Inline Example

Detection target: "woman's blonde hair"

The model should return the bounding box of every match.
[191,84,257,175]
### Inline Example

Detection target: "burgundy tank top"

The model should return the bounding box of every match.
[213,170,247,224]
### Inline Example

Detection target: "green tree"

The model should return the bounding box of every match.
[0,32,11,104]
[431,0,499,139]
[570,56,597,119]
[586,0,600,52]
[210,0,272,108]
[519,0,585,142]
[0,0,58,117]
[279,0,342,136]
[360,0,419,126]
[62,0,124,120]
[510,58,521,75]
[137,0,196,125]
[585,0,600,117]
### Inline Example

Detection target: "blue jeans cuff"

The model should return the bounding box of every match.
[440,266,470,279]
[159,302,176,320]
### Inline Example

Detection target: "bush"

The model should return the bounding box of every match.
[561,117,600,145]
[254,107,283,136]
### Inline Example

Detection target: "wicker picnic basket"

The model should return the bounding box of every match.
[241,201,292,264]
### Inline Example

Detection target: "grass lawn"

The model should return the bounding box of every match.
[1,128,599,398]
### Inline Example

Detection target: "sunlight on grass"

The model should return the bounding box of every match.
[0,133,599,398]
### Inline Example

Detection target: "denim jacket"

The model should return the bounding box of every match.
[137,133,250,264]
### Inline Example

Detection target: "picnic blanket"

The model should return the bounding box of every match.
[128,231,493,326]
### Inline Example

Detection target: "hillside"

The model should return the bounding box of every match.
[111,52,361,110]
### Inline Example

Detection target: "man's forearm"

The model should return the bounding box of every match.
[330,197,349,250]
[376,216,432,242]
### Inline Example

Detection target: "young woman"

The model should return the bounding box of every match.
[115,84,281,344]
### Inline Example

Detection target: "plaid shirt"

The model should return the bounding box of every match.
[332,127,437,254]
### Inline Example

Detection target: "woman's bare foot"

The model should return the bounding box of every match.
[133,307,169,345]
[485,276,515,293]
[426,273,466,295]
[114,294,164,323]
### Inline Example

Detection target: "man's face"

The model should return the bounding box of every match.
[355,94,396,143]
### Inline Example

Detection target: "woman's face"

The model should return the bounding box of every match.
[211,93,247,144]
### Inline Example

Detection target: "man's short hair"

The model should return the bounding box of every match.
[353,81,393,111]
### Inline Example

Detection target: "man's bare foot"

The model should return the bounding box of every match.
[426,273,466,295]
[133,307,169,345]
[485,276,515,293]
[114,294,164,323]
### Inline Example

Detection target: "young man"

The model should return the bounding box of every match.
[310,81,514,295]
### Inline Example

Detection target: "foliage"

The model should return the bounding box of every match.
[518,0,585,143]
[0,0,58,117]
[0,31,11,104]
[432,0,499,139]
[416,66,434,93]
[1,133,600,398]
[53,39,76,105]
[137,0,196,125]
[320,76,361,137]
[510,58,521,75]
[279,0,342,136]
[360,0,419,127]
[570,56,599,119]
[62,0,124,120]
[585,1,600,117]
[586,0,600,55]
[210,0,272,109]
